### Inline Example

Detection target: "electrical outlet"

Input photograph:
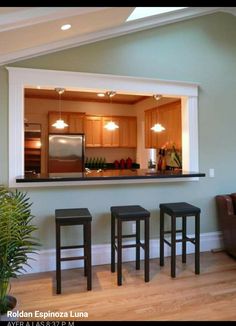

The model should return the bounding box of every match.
[209,168,215,178]
[132,223,136,234]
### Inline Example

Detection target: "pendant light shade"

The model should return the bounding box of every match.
[52,88,68,129]
[104,91,119,131]
[151,94,165,132]
[151,123,165,132]
[52,118,68,129]
[104,120,119,130]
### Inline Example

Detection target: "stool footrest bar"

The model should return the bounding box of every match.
[114,242,145,250]
[115,234,136,239]
[61,245,84,250]
[164,229,183,234]
[61,256,85,262]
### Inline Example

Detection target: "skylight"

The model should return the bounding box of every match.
[126,7,187,22]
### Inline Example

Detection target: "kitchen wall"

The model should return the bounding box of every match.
[25,95,179,170]
[25,97,138,166]
[1,13,236,255]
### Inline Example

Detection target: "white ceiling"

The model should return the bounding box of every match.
[1,7,236,65]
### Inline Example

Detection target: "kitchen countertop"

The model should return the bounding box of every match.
[16,169,206,183]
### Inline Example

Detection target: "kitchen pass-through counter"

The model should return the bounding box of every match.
[16,169,206,186]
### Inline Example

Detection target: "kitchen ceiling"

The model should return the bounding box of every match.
[24,88,149,105]
[1,7,235,65]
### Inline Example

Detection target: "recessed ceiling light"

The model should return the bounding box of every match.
[61,24,71,31]
[97,93,105,97]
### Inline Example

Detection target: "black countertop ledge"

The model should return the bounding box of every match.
[16,169,206,183]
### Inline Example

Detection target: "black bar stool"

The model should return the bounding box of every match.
[111,205,150,286]
[159,202,200,278]
[55,208,92,294]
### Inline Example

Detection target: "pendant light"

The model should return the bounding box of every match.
[151,94,165,132]
[52,88,68,129]
[104,91,119,131]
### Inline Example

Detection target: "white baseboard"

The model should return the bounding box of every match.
[23,231,223,274]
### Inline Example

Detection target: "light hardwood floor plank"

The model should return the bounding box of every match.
[8,251,236,321]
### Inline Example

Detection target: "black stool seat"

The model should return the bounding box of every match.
[55,208,92,294]
[111,205,150,219]
[55,208,92,223]
[111,205,150,286]
[159,202,201,216]
[159,202,200,278]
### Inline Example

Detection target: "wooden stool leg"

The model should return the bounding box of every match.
[111,213,116,273]
[171,215,176,278]
[182,216,187,263]
[195,213,200,274]
[56,222,61,294]
[160,209,164,266]
[136,220,140,270]
[83,224,87,277]
[144,217,150,282]
[117,218,122,286]
[86,221,92,290]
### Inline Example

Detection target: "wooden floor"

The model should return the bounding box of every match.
[9,251,236,321]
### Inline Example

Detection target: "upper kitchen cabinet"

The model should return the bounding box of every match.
[119,116,137,148]
[85,115,137,148]
[68,112,85,133]
[145,109,159,148]
[48,111,85,134]
[84,115,102,147]
[145,100,182,149]
[102,117,120,147]
[48,111,69,134]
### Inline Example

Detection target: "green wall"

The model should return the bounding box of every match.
[1,12,236,249]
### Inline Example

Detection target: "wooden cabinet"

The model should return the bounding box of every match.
[102,117,120,147]
[84,116,102,147]
[145,109,159,148]
[49,112,137,148]
[119,116,137,148]
[101,116,137,148]
[68,112,85,133]
[48,111,85,134]
[145,100,181,149]
[48,112,69,134]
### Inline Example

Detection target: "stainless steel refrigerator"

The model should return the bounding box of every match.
[48,134,85,173]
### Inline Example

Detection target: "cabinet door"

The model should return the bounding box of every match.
[102,117,120,147]
[145,109,158,148]
[68,112,85,133]
[84,116,102,147]
[48,111,69,134]
[157,101,181,149]
[145,100,181,149]
[119,117,137,147]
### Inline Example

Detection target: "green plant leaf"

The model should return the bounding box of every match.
[0,186,41,307]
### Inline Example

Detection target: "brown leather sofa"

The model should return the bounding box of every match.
[215,193,236,258]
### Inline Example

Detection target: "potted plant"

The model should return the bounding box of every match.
[0,186,40,316]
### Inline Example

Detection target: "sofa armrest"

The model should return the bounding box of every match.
[215,194,236,258]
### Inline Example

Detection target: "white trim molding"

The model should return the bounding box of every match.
[23,231,223,274]
[7,67,199,188]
